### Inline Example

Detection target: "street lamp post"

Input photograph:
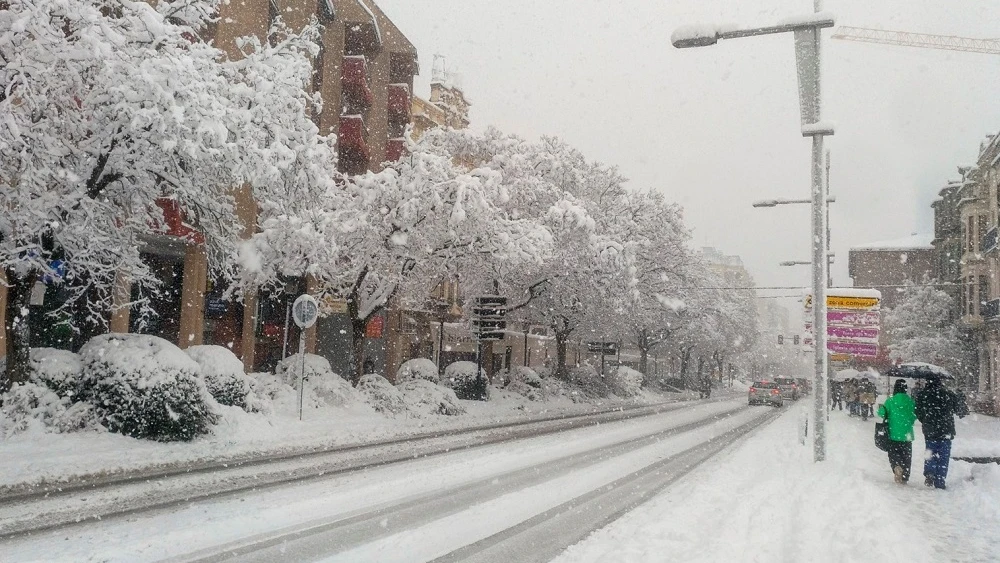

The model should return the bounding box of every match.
[673,4,834,461]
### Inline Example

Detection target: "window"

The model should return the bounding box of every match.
[318,0,335,22]
[968,216,975,252]
[980,215,989,251]
[969,277,976,316]
[980,274,989,311]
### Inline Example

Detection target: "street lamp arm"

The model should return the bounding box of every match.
[672,16,834,48]
[752,196,836,207]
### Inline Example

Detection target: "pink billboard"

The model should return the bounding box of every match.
[827,341,878,357]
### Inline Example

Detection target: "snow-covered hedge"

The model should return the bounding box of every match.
[396,358,440,383]
[569,365,611,398]
[185,345,269,414]
[608,366,644,398]
[444,361,489,400]
[504,380,541,401]
[78,334,216,442]
[399,379,466,416]
[0,382,102,438]
[0,348,83,399]
[503,366,542,389]
[275,353,335,386]
[357,374,407,415]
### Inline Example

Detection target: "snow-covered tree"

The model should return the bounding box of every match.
[249,134,554,383]
[0,1,335,390]
[885,281,963,372]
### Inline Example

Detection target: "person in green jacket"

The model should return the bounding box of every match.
[877,379,917,483]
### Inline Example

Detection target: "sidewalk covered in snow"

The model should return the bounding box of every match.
[557,405,1000,563]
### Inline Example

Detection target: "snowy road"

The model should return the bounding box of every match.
[1,398,780,562]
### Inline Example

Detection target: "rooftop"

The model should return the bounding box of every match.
[851,233,934,251]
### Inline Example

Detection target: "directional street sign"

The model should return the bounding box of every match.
[805,288,881,359]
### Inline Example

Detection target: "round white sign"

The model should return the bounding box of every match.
[292,294,319,329]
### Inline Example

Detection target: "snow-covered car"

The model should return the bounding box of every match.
[748,381,784,407]
[774,377,799,401]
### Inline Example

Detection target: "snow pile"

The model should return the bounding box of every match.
[309,374,360,408]
[398,378,466,416]
[185,345,270,414]
[356,374,407,415]
[502,366,543,388]
[78,334,216,442]
[608,366,644,398]
[444,361,488,400]
[0,382,102,438]
[396,358,440,383]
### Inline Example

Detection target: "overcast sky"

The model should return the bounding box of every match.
[377,0,1000,319]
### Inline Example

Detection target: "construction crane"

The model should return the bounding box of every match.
[831,26,1000,55]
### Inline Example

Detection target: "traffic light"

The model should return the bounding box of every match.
[793,335,800,345]
[778,335,784,345]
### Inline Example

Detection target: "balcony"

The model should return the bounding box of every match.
[338,115,370,165]
[341,56,373,109]
[387,83,412,123]
[385,138,407,163]
[983,227,998,254]
[984,299,1000,320]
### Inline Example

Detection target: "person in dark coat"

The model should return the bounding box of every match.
[915,377,968,489]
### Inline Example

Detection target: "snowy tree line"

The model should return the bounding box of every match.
[1,0,758,392]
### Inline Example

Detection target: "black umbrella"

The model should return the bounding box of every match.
[886,362,954,380]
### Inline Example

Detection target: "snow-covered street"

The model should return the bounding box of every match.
[1,397,776,562]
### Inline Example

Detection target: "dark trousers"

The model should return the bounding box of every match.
[887,440,912,482]
[923,439,952,489]
[831,397,843,410]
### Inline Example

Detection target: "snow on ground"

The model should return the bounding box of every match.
[556,404,1000,563]
[0,378,698,489]
[0,400,747,563]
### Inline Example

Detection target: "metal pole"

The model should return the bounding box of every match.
[297,331,306,421]
[812,133,829,462]
[437,318,444,374]
[523,327,529,367]
[475,338,483,400]
[826,150,833,288]
[281,301,292,360]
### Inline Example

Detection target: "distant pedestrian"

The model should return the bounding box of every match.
[830,381,844,411]
[915,377,968,490]
[859,378,877,421]
[846,379,859,416]
[877,379,917,484]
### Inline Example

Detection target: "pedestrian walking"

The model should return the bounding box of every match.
[877,379,917,484]
[846,379,859,416]
[859,378,877,421]
[830,380,844,411]
[915,377,968,490]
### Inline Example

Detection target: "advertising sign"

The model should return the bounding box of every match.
[805,288,882,359]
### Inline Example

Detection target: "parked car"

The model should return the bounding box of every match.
[748,381,784,407]
[774,377,799,400]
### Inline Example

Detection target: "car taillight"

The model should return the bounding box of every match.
[750,388,757,393]
[772,389,780,395]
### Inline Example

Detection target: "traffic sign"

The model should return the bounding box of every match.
[587,341,618,355]
[292,294,319,329]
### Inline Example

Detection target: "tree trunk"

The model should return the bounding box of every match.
[3,268,37,395]
[679,346,692,383]
[555,330,570,381]
[636,328,649,378]
[350,314,366,386]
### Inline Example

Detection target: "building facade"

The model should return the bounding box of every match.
[848,234,936,311]
[0,1,419,379]
[973,134,1000,403]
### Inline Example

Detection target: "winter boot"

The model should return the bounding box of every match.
[893,466,905,484]
[925,476,934,488]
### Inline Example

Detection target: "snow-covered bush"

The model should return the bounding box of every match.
[0,348,83,399]
[276,353,335,386]
[569,366,611,398]
[78,334,216,442]
[396,358,440,383]
[309,374,359,408]
[503,366,542,389]
[608,366,644,398]
[357,374,407,415]
[399,379,466,416]
[0,382,102,438]
[444,361,489,400]
[185,345,269,414]
[504,380,541,401]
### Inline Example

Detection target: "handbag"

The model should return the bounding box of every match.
[874,419,889,452]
